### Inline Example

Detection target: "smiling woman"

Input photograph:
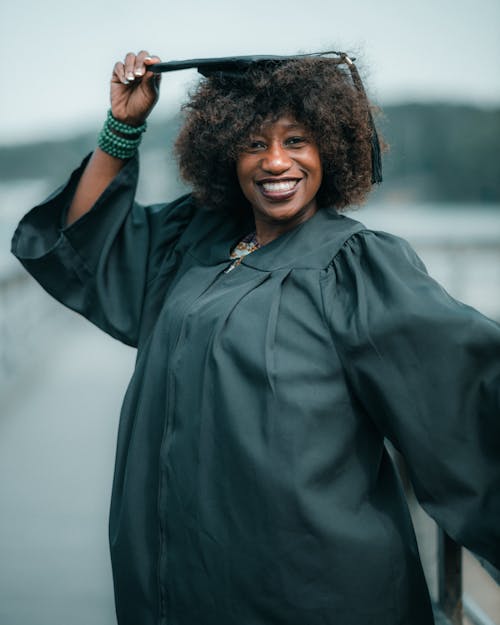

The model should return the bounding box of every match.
[10,49,500,625]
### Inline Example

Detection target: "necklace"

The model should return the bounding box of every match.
[225,232,260,272]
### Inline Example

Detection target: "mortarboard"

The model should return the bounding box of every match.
[148,52,382,183]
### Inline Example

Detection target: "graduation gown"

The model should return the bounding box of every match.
[11,155,500,625]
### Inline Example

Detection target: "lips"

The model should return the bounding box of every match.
[257,178,300,201]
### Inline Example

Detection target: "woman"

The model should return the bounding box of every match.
[11,50,500,625]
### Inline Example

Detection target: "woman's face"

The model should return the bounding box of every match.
[236,115,322,237]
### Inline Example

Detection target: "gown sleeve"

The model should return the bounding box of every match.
[322,229,500,568]
[11,153,195,347]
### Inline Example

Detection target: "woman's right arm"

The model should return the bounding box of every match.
[66,50,161,225]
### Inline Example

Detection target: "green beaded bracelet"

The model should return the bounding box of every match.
[98,134,138,159]
[102,126,142,147]
[97,109,148,160]
[106,109,147,135]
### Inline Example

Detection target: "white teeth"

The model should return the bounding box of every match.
[261,180,298,192]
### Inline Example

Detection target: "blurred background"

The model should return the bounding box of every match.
[1,0,499,623]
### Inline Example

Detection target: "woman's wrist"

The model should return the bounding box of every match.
[97,109,147,160]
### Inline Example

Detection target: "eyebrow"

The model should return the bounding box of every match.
[252,122,305,134]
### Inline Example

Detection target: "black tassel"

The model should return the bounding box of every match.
[370,119,383,184]
[344,56,383,184]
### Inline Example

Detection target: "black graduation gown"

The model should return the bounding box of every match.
[11,155,500,625]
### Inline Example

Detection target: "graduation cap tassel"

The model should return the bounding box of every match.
[369,124,383,184]
[342,55,383,184]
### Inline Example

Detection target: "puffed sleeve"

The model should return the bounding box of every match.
[322,230,500,568]
[11,154,195,347]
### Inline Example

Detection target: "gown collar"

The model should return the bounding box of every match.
[189,205,365,271]
[241,208,365,270]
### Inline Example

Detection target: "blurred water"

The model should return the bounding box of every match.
[1,181,500,625]
[1,316,134,625]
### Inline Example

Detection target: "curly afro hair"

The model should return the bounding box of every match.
[174,56,379,213]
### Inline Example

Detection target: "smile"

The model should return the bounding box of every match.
[257,178,301,201]
[260,179,299,192]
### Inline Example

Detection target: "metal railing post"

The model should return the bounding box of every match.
[438,530,463,625]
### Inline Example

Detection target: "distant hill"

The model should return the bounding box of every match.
[1,104,499,204]
[378,104,500,203]
[0,117,181,189]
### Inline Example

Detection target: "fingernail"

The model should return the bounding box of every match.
[126,73,135,81]
[134,68,144,76]
[144,56,153,61]
[122,78,130,85]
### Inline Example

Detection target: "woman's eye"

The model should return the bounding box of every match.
[286,136,306,146]
[246,140,266,151]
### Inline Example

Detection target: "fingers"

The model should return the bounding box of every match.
[112,51,161,86]
[112,61,128,85]
[137,50,161,76]
[123,52,137,82]
[121,50,161,84]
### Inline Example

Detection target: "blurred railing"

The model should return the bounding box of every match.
[393,445,499,625]
[434,528,499,625]
[438,532,463,624]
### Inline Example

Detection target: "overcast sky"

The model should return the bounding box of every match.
[1,0,499,144]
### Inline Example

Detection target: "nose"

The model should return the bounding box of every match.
[261,142,292,174]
